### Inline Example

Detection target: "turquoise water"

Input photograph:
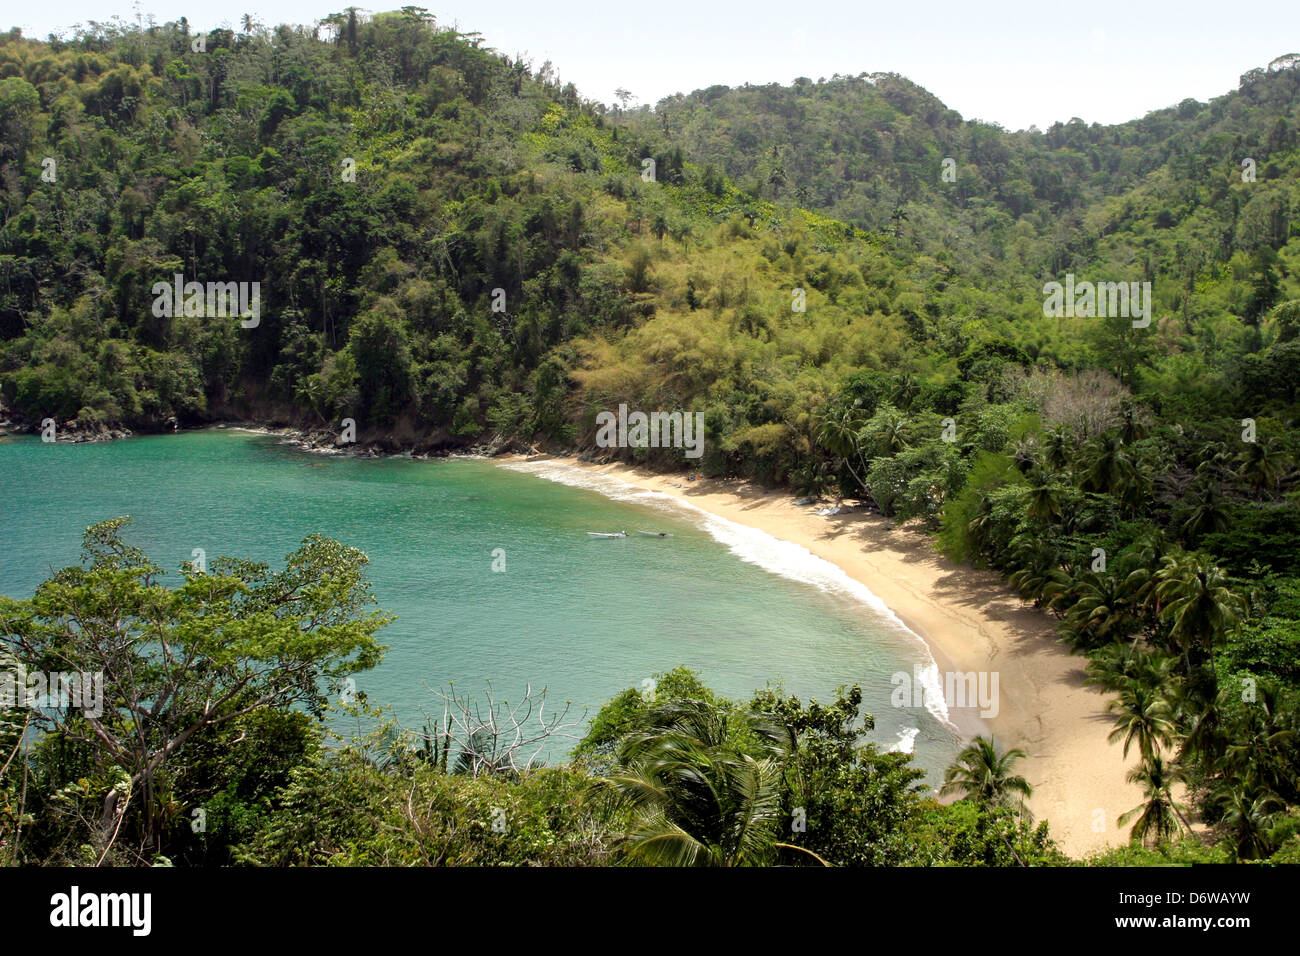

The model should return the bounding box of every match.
[0,429,963,782]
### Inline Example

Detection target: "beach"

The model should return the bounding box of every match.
[504,454,1143,859]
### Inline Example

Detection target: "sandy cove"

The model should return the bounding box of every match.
[503,454,1143,859]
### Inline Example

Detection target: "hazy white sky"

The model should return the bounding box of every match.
[7,1,1299,130]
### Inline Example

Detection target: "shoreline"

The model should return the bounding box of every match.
[11,422,1142,856]
[501,452,1142,859]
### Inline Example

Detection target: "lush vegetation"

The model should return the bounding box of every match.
[1,524,1067,866]
[1,10,1297,863]
[2,523,1295,866]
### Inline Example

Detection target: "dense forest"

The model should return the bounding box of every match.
[1,10,1298,865]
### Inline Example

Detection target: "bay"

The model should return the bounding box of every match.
[0,428,963,783]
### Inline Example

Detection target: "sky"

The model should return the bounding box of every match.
[6,1,1299,130]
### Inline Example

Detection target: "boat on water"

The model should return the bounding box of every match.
[636,531,672,537]
[586,531,628,538]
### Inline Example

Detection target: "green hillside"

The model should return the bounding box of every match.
[1,10,1298,865]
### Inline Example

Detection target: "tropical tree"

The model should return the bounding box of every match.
[1178,481,1231,543]
[1119,754,1190,847]
[1043,425,1074,472]
[1118,404,1147,445]
[1080,432,1130,495]
[0,644,29,865]
[1152,551,1248,665]
[1005,531,1067,605]
[940,736,1034,820]
[0,518,390,856]
[1024,468,1064,523]
[1106,681,1178,761]
[815,401,868,495]
[1217,681,1297,801]
[1114,454,1153,516]
[1214,779,1284,860]
[1235,439,1289,494]
[1055,570,1148,647]
[861,403,912,457]
[1085,640,1178,696]
[596,699,795,866]
[751,684,928,866]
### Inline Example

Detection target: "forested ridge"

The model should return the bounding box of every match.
[1,10,1299,865]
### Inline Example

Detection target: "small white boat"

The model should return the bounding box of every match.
[636,531,672,538]
[586,531,628,538]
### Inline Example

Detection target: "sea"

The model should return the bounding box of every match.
[0,427,965,784]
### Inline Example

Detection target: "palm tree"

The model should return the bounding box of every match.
[1153,551,1248,665]
[1012,437,1041,475]
[1175,697,1223,771]
[892,373,920,411]
[1025,468,1063,523]
[1085,641,1177,696]
[1106,681,1178,760]
[1215,779,1283,861]
[1119,754,1190,847]
[1114,454,1153,516]
[1178,481,1230,543]
[1219,681,1296,799]
[1005,530,1067,605]
[1043,425,1073,473]
[965,492,997,556]
[1081,432,1127,495]
[815,402,868,494]
[1235,439,1288,494]
[1194,444,1234,483]
[864,404,910,457]
[1057,571,1143,647]
[940,736,1034,821]
[597,700,799,866]
[1101,535,1167,631]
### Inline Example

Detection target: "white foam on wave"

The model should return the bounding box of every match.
[888,727,920,754]
[502,459,955,728]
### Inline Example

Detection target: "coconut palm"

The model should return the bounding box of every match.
[965,492,997,556]
[892,373,920,411]
[1219,681,1297,800]
[1194,443,1234,479]
[1080,432,1128,495]
[1153,551,1248,665]
[940,736,1034,821]
[1114,454,1154,516]
[1215,778,1283,860]
[1119,754,1190,847]
[1106,680,1178,761]
[815,402,868,493]
[1235,439,1289,494]
[597,700,795,866]
[1005,532,1067,605]
[1177,482,1230,543]
[1025,468,1064,523]
[1057,570,1146,648]
[863,404,911,457]
[1043,425,1073,472]
[1085,640,1177,696]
